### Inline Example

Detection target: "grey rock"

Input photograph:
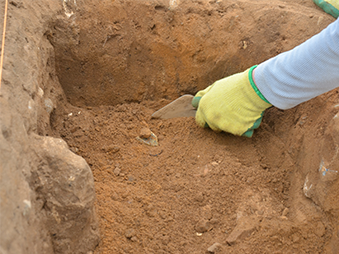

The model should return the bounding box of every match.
[31,135,100,254]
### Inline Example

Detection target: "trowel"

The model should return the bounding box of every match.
[151,94,196,119]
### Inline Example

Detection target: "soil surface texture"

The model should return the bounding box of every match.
[1,0,339,254]
[49,1,339,253]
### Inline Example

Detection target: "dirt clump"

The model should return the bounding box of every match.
[139,128,152,139]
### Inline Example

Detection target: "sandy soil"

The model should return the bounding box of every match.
[1,0,338,253]
[47,0,339,253]
[50,95,338,253]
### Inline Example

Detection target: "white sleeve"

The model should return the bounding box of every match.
[254,18,339,110]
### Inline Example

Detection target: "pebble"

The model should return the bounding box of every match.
[282,208,289,217]
[113,167,121,176]
[226,217,258,245]
[194,192,204,202]
[110,192,118,201]
[140,127,152,139]
[102,145,120,153]
[200,205,212,220]
[207,242,222,253]
[125,228,136,239]
[209,218,219,225]
[44,98,54,114]
[195,219,210,233]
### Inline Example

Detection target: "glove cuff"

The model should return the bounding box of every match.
[248,65,271,105]
[313,0,339,18]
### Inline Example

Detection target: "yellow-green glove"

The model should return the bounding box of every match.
[192,66,271,138]
[313,0,339,18]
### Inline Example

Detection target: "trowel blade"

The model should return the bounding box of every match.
[151,94,196,119]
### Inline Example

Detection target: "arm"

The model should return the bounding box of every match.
[255,18,339,110]
[192,18,339,137]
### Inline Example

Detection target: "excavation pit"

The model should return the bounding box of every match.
[1,1,339,253]
[48,1,339,253]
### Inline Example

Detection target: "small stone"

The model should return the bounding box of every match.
[44,98,54,114]
[125,228,136,239]
[211,161,219,166]
[315,221,326,237]
[200,205,212,220]
[113,167,121,176]
[131,236,138,242]
[194,192,204,203]
[282,208,289,217]
[140,128,152,139]
[195,219,210,233]
[256,210,264,216]
[292,233,300,243]
[102,145,120,153]
[37,87,44,97]
[226,216,259,245]
[209,218,219,225]
[207,242,222,253]
[23,199,31,217]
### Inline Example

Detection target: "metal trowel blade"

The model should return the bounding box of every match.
[151,94,196,119]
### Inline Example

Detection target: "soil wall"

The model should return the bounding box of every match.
[50,0,333,107]
[0,1,99,254]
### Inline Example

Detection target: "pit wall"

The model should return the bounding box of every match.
[289,96,339,252]
[50,0,333,107]
[261,91,339,253]
[0,1,99,254]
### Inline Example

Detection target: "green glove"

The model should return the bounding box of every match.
[313,0,339,18]
[192,66,271,138]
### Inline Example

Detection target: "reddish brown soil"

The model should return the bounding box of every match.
[51,93,338,253]
[46,0,339,253]
[2,1,339,254]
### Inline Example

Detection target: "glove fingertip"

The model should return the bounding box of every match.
[192,96,202,108]
[242,130,254,138]
[252,116,263,129]
[195,109,208,128]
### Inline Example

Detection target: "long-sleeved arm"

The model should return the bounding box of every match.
[255,18,339,110]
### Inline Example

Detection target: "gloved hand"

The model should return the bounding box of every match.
[192,66,271,138]
[313,0,339,18]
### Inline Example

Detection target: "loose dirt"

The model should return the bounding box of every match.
[47,0,339,253]
[2,0,339,253]
[51,97,337,253]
